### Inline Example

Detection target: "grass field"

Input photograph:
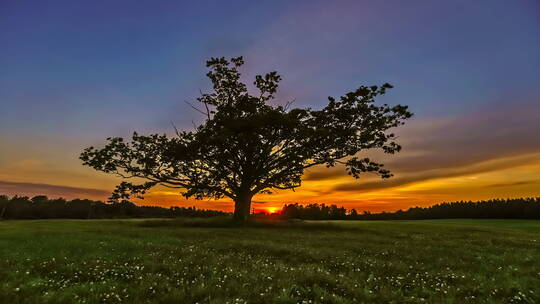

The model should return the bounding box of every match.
[0,218,539,303]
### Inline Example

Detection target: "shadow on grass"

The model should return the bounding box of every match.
[138,216,355,231]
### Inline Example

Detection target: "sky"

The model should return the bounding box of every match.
[1,0,540,213]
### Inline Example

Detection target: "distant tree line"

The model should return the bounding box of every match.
[2,195,539,221]
[280,203,350,220]
[280,198,540,220]
[355,198,540,220]
[0,195,226,220]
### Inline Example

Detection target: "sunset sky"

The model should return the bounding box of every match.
[1,0,540,212]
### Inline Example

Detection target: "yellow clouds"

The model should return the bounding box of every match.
[2,101,539,213]
[247,153,540,212]
[0,181,109,200]
[131,152,540,212]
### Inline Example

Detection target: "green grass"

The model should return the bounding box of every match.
[0,218,539,303]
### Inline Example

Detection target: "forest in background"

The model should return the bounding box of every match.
[279,197,540,220]
[1,195,539,220]
[0,195,225,219]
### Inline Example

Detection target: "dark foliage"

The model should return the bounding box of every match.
[0,195,225,220]
[279,198,540,220]
[3,195,539,220]
[357,197,540,220]
[280,203,349,220]
[80,56,412,221]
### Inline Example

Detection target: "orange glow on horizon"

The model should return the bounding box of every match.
[2,151,540,214]
[252,207,281,214]
[264,207,280,214]
[131,154,540,213]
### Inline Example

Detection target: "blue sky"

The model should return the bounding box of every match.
[1,0,539,210]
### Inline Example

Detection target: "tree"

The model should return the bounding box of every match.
[80,56,412,221]
[31,195,49,204]
[0,195,8,220]
[349,208,358,219]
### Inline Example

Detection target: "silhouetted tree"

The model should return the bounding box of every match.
[31,195,48,204]
[279,198,540,220]
[80,56,412,221]
[3,195,540,220]
[0,195,8,220]
[0,195,226,219]
[354,197,540,220]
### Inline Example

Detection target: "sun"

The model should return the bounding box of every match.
[265,207,280,214]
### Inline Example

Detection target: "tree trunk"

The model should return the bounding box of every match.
[233,193,253,221]
[0,201,7,220]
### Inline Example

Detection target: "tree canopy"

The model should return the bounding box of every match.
[80,56,413,220]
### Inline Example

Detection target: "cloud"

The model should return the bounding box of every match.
[484,180,538,189]
[303,167,345,181]
[332,153,540,192]
[328,100,540,192]
[0,180,109,200]
[389,100,540,173]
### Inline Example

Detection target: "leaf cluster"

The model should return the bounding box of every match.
[80,57,412,202]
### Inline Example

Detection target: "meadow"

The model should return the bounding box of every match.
[0,218,538,303]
